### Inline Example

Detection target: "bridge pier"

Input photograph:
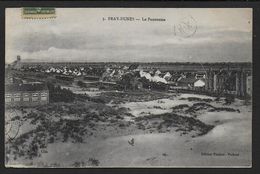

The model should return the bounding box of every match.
[213,72,217,91]
[235,68,248,97]
[236,71,241,96]
[240,69,246,97]
[205,69,214,92]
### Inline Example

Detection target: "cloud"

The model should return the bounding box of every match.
[12,38,251,63]
[13,32,103,52]
[13,27,251,52]
[6,8,252,63]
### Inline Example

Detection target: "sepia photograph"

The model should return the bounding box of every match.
[5,8,252,168]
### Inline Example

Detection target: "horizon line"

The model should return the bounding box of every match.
[16,61,252,64]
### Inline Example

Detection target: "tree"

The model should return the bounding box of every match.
[47,82,75,103]
[118,72,134,91]
[77,80,85,87]
[224,94,235,105]
[139,77,150,89]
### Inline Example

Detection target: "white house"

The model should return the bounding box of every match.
[163,72,172,80]
[139,70,167,84]
[194,79,206,87]
[155,70,161,76]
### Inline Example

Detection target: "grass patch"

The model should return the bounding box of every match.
[180,97,213,103]
[135,112,214,136]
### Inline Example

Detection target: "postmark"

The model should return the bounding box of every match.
[22,7,56,19]
[5,108,23,142]
[173,15,197,38]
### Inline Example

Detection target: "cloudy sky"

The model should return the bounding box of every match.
[6,8,252,63]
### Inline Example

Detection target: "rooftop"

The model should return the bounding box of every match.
[5,83,48,93]
[178,77,197,84]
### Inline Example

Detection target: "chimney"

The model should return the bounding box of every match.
[17,55,21,61]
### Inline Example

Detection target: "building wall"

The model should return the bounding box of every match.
[5,90,49,107]
[246,76,252,96]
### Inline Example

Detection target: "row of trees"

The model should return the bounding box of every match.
[118,72,167,91]
[47,82,75,103]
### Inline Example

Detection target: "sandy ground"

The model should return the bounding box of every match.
[5,93,252,167]
[34,126,251,167]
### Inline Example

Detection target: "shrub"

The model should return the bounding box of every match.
[48,136,54,143]
[47,82,75,103]
[209,107,238,112]
[77,80,86,87]
[224,95,235,105]
[88,158,100,166]
[118,123,126,128]
[172,104,189,110]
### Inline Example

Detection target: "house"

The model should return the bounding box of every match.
[5,83,49,107]
[163,72,172,81]
[177,77,196,88]
[139,70,168,84]
[155,69,161,76]
[195,73,206,79]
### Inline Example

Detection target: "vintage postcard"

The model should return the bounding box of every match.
[5,8,252,168]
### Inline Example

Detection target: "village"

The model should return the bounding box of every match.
[5,56,252,167]
[6,56,252,100]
